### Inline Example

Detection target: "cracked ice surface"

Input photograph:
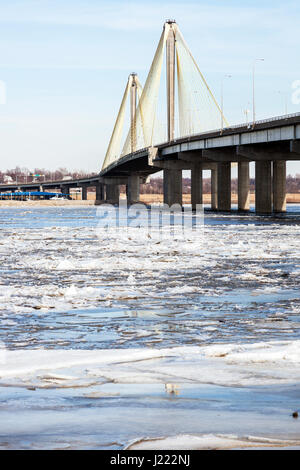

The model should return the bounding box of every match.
[1,206,300,449]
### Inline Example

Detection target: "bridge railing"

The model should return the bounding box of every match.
[102,111,300,172]
[161,111,300,145]
[228,111,300,130]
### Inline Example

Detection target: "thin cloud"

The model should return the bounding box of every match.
[0,1,298,33]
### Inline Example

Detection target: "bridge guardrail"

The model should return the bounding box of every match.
[152,112,300,148]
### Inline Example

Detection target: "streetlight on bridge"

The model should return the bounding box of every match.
[221,74,232,132]
[243,108,250,125]
[252,58,265,125]
[277,90,288,115]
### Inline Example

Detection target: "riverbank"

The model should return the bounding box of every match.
[0,199,95,207]
[0,192,299,207]
[0,205,300,449]
[140,193,300,205]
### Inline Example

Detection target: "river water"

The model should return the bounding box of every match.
[0,205,300,449]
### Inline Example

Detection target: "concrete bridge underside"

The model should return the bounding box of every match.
[98,114,300,214]
[0,115,299,214]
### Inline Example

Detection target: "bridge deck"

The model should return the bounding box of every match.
[1,113,299,193]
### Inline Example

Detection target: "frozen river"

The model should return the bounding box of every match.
[0,205,300,449]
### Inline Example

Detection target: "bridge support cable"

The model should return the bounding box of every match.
[166,21,176,142]
[135,77,146,147]
[175,28,229,136]
[102,76,132,170]
[130,73,138,153]
[121,24,170,156]
[102,20,229,177]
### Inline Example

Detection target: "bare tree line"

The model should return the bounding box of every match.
[141,175,300,194]
[0,167,97,184]
[1,168,300,194]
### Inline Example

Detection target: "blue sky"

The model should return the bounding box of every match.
[0,0,299,174]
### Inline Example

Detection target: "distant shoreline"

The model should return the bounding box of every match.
[0,193,299,207]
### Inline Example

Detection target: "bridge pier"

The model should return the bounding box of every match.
[163,169,182,206]
[217,162,231,211]
[61,185,70,197]
[127,174,140,204]
[105,183,119,204]
[255,161,272,214]
[95,183,105,202]
[238,162,250,211]
[273,161,286,212]
[81,185,88,200]
[191,165,202,210]
[211,169,218,210]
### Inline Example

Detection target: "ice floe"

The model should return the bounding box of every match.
[125,433,300,450]
[1,341,300,388]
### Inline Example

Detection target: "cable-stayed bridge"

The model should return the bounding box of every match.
[1,20,300,214]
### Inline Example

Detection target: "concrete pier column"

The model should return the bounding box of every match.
[95,183,105,202]
[81,186,88,200]
[255,161,272,214]
[191,165,202,210]
[61,185,70,197]
[163,169,182,206]
[127,174,140,204]
[273,161,286,212]
[217,162,231,211]
[211,169,218,210]
[105,184,119,204]
[238,162,250,211]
